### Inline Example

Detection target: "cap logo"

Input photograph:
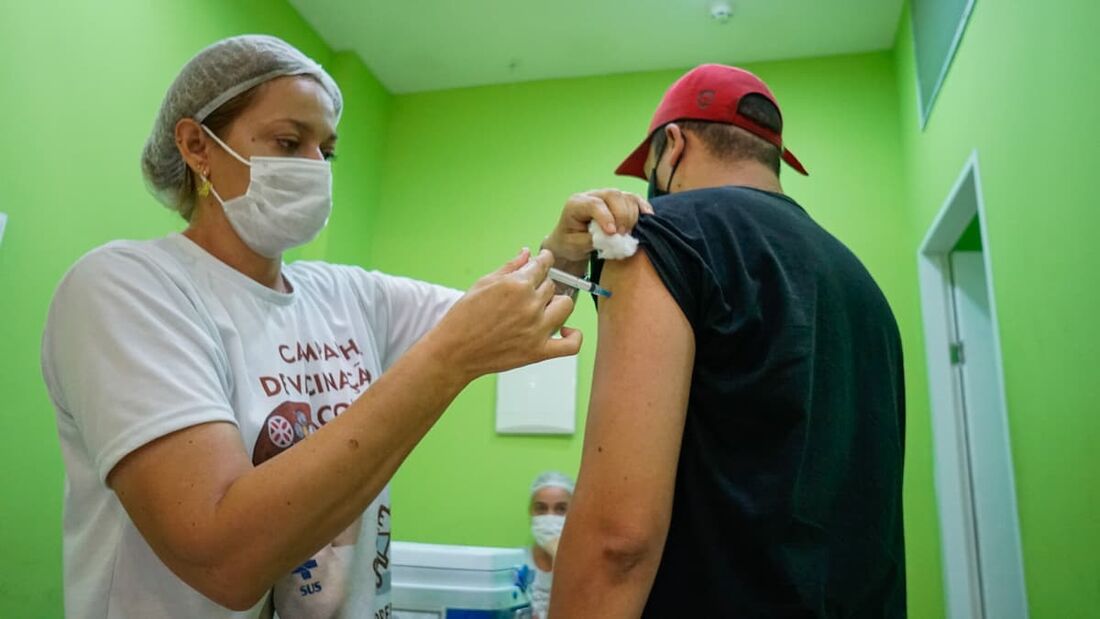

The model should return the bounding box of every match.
[697,89,716,109]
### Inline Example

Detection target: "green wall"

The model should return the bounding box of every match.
[0,2,386,616]
[893,1,1100,616]
[373,52,945,619]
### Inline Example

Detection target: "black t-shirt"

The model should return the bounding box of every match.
[592,186,906,618]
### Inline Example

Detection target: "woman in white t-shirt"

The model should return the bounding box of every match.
[524,471,574,619]
[41,35,649,619]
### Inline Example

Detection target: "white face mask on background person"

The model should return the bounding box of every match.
[200,124,333,258]
[531,514,565,550]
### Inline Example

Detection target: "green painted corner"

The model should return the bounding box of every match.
[954,216,983,252]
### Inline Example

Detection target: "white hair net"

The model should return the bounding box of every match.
[530,471,575,496]
[141,34,343,218]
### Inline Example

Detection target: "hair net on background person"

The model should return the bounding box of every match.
[530,471,575,497]
[141,34,343,219]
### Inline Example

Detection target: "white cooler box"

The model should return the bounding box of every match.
[391,541,532,619]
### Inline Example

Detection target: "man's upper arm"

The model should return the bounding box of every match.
[574,249,694,543]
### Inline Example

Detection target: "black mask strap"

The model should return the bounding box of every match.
[646,128,682,200]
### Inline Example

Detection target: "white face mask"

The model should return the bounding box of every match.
[531,514,565,550]
[201,125,332,258]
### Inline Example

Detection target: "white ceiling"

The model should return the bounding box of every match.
[289,0,904,94]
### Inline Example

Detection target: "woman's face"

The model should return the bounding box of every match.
[202,75,338,202]
[529,486,571,517]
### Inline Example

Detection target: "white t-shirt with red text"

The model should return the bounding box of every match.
[41,233,460,619]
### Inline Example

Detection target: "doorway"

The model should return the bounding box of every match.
[916,151,1028,618]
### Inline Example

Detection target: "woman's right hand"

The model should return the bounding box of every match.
[427,248,582,382]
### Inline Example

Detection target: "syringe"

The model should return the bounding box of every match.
[549,268,612,298]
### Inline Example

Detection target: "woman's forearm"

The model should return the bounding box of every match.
[155,332,468,609]
[114,251,579,610]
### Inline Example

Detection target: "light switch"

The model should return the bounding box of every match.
[0,212,7,247]
[495,355,576,435]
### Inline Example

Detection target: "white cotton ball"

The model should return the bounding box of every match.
[589,221,639,260]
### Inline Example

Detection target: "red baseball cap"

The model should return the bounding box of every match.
[615,64,808,179]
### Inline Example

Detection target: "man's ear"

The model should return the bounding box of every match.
[664,123,686,168]
[175,118,209,176]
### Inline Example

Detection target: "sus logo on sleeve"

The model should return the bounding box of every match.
[252,401,317,465]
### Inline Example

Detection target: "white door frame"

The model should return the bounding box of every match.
[916,150,1027,618]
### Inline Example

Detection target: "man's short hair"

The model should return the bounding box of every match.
[651,93,783,175]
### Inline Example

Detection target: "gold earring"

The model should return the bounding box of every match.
[197,171,211,198]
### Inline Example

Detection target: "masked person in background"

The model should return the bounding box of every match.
[40,35,647,619]
[523,472,574,619]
